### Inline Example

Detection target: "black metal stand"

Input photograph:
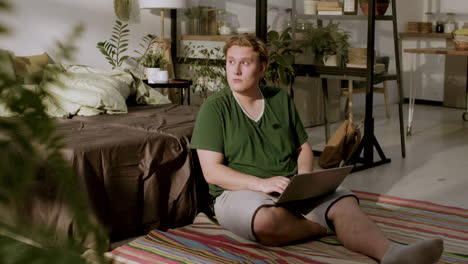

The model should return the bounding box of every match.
[144,79,192,105]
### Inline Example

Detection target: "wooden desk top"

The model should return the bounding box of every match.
[403,48,468,56]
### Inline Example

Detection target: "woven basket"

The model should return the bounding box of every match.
[454,41,468,51]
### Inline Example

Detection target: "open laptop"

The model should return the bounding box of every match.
[269,165,353,204]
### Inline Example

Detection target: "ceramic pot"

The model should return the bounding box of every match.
[323,54,341,67]
[147,68,160,84]
[155,70,169,83]
[359,2,389,15]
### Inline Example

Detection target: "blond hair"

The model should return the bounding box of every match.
[223,34,268,65]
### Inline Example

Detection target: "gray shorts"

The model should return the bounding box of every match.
[213,186,358,241]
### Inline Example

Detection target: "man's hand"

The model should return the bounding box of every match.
[258,176,291,194]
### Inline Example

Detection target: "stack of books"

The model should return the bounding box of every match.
[316,1,343,15]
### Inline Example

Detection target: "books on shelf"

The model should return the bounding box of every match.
[317,10,344,15]
[346,63,386,73]
[317,6,343,11]
[316,1,343,8]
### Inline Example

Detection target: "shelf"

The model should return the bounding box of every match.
[296,14,393,21]
[399,32,453,39]
[181,34,253,42]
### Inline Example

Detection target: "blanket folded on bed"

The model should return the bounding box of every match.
[1,64,171,118]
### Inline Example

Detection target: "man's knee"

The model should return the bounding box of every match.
[327,195,360,220]
[253,206,284,246]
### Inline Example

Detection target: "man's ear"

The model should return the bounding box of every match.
[260,61,267,75]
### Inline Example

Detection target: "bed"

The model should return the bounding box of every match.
[1,52,203,248]
[55,103,201,244]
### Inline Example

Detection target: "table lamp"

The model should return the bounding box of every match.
[139,0,186,42]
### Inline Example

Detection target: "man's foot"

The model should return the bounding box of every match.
[381,238,444,264]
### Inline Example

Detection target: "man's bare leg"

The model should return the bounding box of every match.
[328,196,443,263]
[327,196,390,259]
[253,206,328,246]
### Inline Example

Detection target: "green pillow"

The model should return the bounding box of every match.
[13,52,53,84]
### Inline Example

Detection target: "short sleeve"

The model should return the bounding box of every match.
[190,101,225,153]
[288,95,309,147]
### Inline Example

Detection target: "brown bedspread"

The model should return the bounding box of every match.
[56,104,200,243]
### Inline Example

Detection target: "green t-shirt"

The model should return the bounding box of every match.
[190,86,309,198]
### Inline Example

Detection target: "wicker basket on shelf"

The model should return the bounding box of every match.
[453,35,468,51]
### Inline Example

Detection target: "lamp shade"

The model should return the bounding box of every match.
[139,0,186,9]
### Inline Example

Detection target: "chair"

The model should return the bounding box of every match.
[340,56,391,119]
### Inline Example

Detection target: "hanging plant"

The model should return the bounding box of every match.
[114,0,131,21]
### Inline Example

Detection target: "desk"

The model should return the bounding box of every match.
[403,48,468,135]
[144,79,192,105]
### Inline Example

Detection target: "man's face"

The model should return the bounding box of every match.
[226,45,266,94]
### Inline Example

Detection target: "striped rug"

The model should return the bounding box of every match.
[107,190,468,264]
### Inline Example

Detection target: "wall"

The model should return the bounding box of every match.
[3,0,465,107]
[0,0,170,70]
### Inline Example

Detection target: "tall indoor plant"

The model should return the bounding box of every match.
[181,44,226,100]
[265,28,302,88]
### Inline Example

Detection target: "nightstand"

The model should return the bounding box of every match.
[143,79,192,105]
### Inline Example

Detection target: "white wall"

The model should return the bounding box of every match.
[0,0,171,70]
[3,0,465,105]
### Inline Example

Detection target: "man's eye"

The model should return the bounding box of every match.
[228,60,235,64]
[241,61,249,65]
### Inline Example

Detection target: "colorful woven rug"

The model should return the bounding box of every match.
[107,190,468,264]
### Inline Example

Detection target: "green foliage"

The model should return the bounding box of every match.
[300,22,350,63]
[265,28,302,87]
[140,52,168,69]
[0,0,108,262]
[134,34,157,61]
[97,20,158,70]
[182,44,226,98]
[96,20,129,69]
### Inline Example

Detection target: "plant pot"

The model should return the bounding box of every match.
[323,54,341,66]
[147,68,160,84]
[359,2,389,15]
[154,70,169,83]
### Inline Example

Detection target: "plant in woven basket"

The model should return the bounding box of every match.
[453,28,468,51]
[114,0,131,21]
[359,0,390,15]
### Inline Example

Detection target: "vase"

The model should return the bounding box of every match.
[323,54,341,67]
[147,68,160,84]
[155,70,169,83]
[359,2,389,15]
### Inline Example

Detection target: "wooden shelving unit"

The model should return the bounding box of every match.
[290,0,406,171]
[399,32,453,39]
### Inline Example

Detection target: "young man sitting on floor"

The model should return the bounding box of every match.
[190,34,443,264]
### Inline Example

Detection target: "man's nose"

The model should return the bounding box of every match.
[234,63,241,75]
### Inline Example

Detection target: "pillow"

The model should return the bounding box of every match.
[13,52,53,84]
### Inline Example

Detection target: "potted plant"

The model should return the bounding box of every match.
[359,0,390,15]
[181,43,226,101]
[140,52,168,83]
[300,22,350,66]
[265,28,302,89]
